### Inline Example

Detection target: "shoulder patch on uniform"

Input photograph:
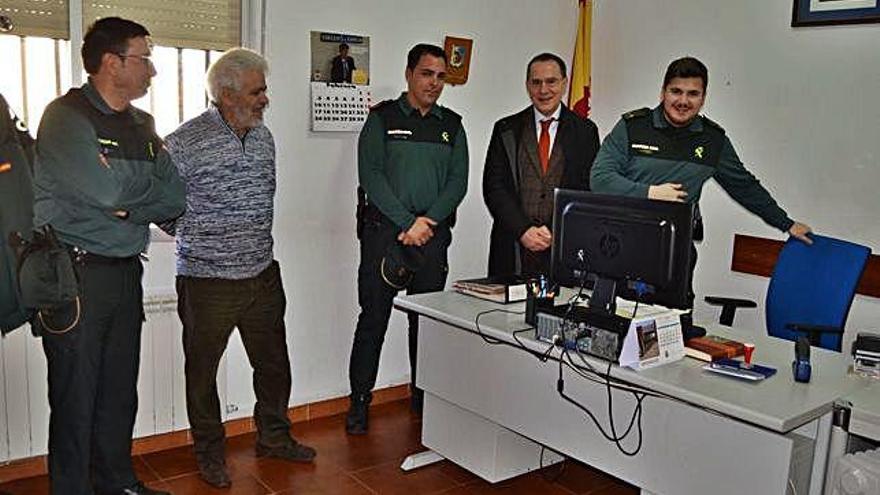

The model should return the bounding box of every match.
[369,99,396,113]
[440,106,462,122]
[622,107,650,120]
[701,115,726,134]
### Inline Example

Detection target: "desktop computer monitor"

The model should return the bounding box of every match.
[550,189,695,315]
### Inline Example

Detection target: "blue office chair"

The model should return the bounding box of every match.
[705,235,871,352]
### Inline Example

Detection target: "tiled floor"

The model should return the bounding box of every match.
[0,400,639,494]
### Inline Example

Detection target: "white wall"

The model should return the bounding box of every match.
[143,0,581,411]
[262,0,579,404]
[2,0,582,463]
[4,0,878,465]
[590,0,880,348]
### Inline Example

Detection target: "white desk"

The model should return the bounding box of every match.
[841,382,880,444]
[395,291,873,495]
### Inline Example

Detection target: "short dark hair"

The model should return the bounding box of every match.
[526,53,567,80]
[82,17,150,75]
[406,44,447,71]
[339,43,349,51]
[663,57,708,92]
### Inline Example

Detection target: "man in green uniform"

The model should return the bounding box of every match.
[347,43,468,434]
[33,17,184,495]
[0,92,34,334]
[591,56,811,327]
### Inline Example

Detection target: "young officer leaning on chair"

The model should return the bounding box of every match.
[590,56,812,334]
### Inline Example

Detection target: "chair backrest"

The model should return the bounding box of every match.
[766,235,871,351]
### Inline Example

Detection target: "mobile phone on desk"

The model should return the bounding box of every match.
[704,359,777,381]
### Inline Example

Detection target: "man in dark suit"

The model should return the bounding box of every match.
[483,52,600,278]
[330,43,356,83]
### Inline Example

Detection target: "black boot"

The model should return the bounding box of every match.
[410,386,424,415]
[345,392,372,435]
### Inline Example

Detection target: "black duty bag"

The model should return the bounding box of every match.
[13,225,80,334]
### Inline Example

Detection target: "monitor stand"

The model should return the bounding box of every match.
[589,276,617,317]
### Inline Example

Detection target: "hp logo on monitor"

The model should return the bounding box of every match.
[599,233,621,258]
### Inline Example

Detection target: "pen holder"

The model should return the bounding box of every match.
[525,292,555,327]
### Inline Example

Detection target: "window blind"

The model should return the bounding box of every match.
[83,0,240,51]
[0,0,69,39]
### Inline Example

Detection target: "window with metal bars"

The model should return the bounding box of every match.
[0,33,223,137]
[1,0,241,135]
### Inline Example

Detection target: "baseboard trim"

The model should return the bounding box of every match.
[0,383,410,483]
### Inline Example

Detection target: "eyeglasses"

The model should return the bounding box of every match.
[116,52,154,67]
[528,77,563,88]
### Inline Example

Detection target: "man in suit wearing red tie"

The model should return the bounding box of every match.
[483,53,600,278]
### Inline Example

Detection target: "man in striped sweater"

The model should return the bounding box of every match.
[162,48,315,489]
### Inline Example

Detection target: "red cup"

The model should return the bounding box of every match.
[743,342,755,366]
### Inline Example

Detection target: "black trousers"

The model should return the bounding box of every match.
[349,217,450,396]
[176,261,294,459]
[41,257,143,495]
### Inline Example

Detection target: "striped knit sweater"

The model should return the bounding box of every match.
[164,106,276,279]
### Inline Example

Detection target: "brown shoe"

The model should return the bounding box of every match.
[255,442,316,462]
[196,456,231,488]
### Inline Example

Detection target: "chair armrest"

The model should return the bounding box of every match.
[704,296,758,308]
[786,323,844,348]
[785,323,844,334]
[703,296,758,327]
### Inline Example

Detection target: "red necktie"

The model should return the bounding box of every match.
[539,118,553,174]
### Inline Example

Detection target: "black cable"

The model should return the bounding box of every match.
[473,308,517,345]
[466,284,745,458]
[513,327,555,362]
[550,276,649,456]
[538,446,567,482]
[474,308,561,363]
[555,348,646,456]
[603,360,646,455]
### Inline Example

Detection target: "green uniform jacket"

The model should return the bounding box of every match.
[0,94,35,333]
[358,93,468,231]
[33,82,185,257]
[591,106,792,232]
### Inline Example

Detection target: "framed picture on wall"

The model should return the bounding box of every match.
[443,36,473,85]
[792,0,880,26]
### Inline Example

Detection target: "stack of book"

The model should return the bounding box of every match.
[452,277,528,304]
[685,335,746,362]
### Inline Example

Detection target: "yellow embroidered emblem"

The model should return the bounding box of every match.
[441,131,450,143]
[694,146,704,159]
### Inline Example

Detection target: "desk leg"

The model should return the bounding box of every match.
[809,413,833,495]
[400,450,444,471]
[418,391,561,483]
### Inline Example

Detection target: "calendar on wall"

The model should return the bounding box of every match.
[311,82,372,132]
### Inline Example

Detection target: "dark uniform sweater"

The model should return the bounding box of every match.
[33,82,185,257]
[358,93,468,231]
[591,105,793,232]
[0,94,35,332]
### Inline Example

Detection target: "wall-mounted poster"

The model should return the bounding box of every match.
[310,31,372,132]
[310,31,370,84]
[443,36,473,86]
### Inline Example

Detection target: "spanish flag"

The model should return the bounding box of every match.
[569,0,592,118]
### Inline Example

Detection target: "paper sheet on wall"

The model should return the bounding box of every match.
[311,82,372,132]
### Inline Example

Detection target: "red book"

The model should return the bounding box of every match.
[685,335,745,361]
